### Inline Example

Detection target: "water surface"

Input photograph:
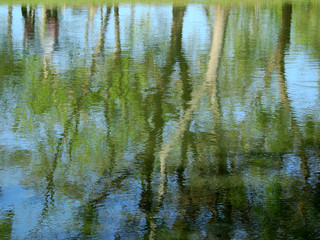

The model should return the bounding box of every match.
[0,2,320,239]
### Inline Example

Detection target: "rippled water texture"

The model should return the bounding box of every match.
[0,2,320,239]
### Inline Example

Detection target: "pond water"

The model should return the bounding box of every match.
[0,2,320,239]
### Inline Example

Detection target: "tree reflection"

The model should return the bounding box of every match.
[7,6,12,56]
[138,5,190,239]
[0,2,320,239]
[22,5,35,46]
